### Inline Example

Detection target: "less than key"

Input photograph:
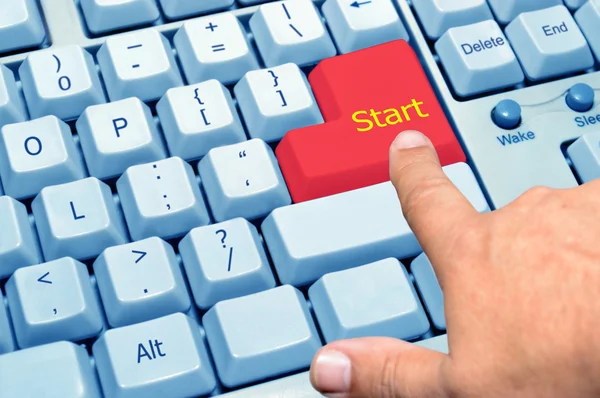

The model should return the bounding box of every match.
[276,40,465,202]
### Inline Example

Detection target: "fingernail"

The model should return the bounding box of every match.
[392,130,429,149]
[312,350,351,395]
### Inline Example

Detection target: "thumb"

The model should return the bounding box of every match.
[310,337,449,398]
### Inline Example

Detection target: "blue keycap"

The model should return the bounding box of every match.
[435,20,524,97]
[93,313,217,398]
[0,115,86,199]
[117,157,210,241]
[174,12,259,85]
[505,6,594,81]
[217,334,449,398]
[234,63,323,142]
[0,196,41,279]
[19,45,106,120]
[0,64,27,126]
[156,80,246,161]
[322,0,408,54]
[198,139,291,222]
[0,0,45,54]
[575,0,600,61]
[492,99,522,129]
[250,0,337,67]
[412,0,493,40]
[80,0,160,35]
[567,131,600,183]
[566,83,595,112]
[203,285,321,388]
[77,97,167,179]
[94,237,191,327]
[5,257,104,348]
[179,218,276,309]
[32,177,129,261]
[158,0,234,19]
[262,163,489,286]
[97,29,183,102]
[0,293,15,354]
[0,341,102,398]
[309,258,430,342]
[487,0,563,24]
[412,253,446,330]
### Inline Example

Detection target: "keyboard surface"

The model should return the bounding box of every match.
[0,0,598,396]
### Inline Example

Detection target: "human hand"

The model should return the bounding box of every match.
[309,130,600,398]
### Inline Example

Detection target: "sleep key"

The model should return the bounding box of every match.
[435,20,524,96]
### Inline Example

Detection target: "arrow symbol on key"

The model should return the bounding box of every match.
[37,272,52,284]
[133,250,147,264]
[350,0,371,7]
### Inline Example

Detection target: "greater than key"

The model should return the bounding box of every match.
[276,40,465,203]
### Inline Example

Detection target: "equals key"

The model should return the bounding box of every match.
[211,44,226,52]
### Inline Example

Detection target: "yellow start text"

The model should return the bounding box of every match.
[352,99,430,132]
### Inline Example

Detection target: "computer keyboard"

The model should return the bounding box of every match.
[0,0,598,396]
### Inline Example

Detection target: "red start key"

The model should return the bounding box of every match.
[276,40,465,203]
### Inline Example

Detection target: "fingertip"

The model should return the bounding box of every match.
[310,347,351,396]
[391,130,434,151]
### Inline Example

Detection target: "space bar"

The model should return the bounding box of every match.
[262,162,489,287]
[216,335,449,397]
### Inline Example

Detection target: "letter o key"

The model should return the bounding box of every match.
[24,136,42,156]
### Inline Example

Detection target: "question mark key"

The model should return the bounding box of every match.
[179,218,276,309]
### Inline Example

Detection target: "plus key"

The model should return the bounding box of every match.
[276,40,465,202]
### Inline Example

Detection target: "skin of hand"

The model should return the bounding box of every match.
[308,130,600,398]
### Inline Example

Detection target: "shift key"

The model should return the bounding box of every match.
[276,40,465,203]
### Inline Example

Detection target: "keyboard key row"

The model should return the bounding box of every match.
[79,0,238,35]
[2,0,415,126]
[0,147,289,264]
[435,5,597,96]
[262,162,489,286]
[0,70,316,200]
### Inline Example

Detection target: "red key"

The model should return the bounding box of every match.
[276,40,465,203]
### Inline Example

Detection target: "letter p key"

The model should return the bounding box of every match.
[113,118,128,138]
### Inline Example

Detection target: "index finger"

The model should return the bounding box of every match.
[390,131,479,279]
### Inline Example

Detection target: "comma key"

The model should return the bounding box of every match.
[276,40,465,203]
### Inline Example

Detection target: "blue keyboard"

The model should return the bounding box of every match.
[0,0,598,396]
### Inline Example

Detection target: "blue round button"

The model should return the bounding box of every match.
[566,83,595,112]
[492,99,521,130]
